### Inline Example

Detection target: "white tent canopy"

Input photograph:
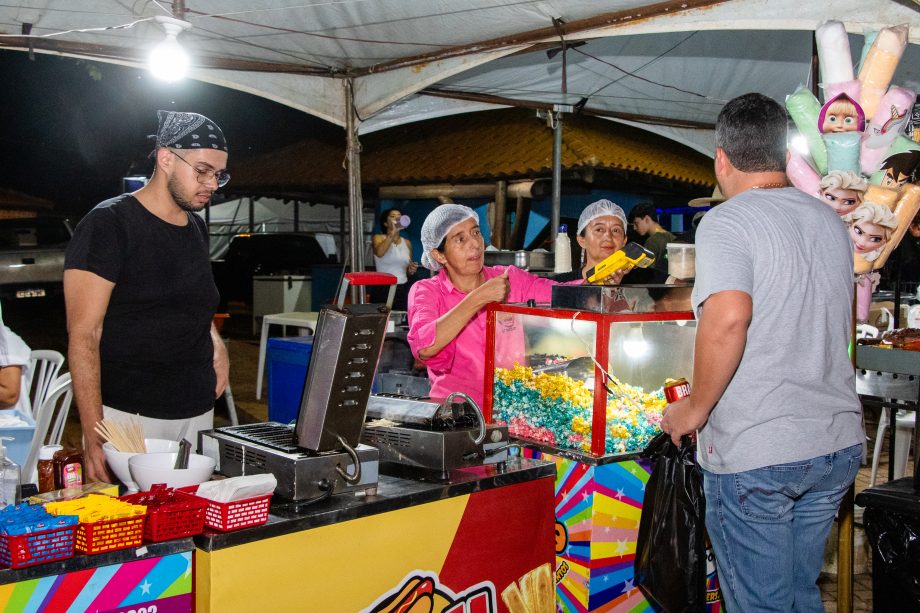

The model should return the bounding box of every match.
[1,0,917,155]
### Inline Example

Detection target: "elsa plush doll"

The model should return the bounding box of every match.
[843,201,899,322]
[842,201,899,261]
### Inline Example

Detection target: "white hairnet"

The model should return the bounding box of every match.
[577,199,627,235]
[420,204,479,271]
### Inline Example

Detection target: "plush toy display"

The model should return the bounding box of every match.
[786,20,920,284]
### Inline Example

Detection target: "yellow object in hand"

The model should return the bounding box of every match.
[585,242,655,284]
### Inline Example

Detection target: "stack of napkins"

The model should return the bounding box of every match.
[195,474,277,503]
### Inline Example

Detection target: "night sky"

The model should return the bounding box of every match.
[0,51,332,219]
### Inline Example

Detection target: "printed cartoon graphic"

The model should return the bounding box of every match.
[501,563,554,613]
[363,572,496,613]
[553,520,567,555]
[880,150,920,188]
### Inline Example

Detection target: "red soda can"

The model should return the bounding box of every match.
[664,377,691,403]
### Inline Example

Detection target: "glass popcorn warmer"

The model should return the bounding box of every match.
[483,285,697,458]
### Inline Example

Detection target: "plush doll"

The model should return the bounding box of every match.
[819,94,865,133]
[843,201,899,261]
[819,170,868,216]
[844,201,899,322]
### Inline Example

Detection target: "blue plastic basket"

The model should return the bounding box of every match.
[267,336,314,424]
[0,525,76,569]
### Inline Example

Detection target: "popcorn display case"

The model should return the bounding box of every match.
[483,286,697,459]
[483,287,722,613]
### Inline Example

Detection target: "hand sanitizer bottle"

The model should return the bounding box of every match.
[0,437,20,508]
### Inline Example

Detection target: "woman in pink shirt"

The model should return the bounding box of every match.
[407,204,557,406]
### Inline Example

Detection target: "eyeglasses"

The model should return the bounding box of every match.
[170,151,230,188]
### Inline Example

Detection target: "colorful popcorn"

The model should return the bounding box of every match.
[492,364,666,455]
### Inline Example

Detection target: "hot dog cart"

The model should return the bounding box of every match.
[193,273,556,611]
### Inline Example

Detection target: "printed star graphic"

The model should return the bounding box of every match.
[614,539,628,556]
[623,578,635,593]
[604,575,609,582]
[140,580,152,595]
[615,488,625,499]
[582,491,590,501]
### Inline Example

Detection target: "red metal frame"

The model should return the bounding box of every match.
[483,302,695,456]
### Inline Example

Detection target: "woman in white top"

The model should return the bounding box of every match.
[372,208,418,310]
[0,313,31,414]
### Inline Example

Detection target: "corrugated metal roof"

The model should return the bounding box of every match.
[230,108,715,194]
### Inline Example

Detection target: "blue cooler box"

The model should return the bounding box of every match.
[0,409,36,467]
[267,336,314,424]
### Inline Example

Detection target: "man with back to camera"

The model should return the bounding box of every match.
[660,93,864,612]
[64,111,230,482]
[628,202,675,263]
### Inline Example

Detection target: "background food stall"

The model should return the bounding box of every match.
[483,286,722,612]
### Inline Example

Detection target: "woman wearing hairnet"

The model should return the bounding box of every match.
[406,204,557,406]
[553,200,632,283]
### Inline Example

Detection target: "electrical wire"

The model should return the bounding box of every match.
[573,44,725,103]
[0,16,155,38]
[584,31,700,98]
[568,310,644,413]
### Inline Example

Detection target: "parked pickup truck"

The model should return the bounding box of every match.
[0,217,73,300]
[212,232,336,309]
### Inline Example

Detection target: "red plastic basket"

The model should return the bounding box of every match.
[76,515,145,555]
[122,490,208,542]
[0,525,76,569]
[203,494,271,532]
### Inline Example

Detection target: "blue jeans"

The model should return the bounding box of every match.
[703,444,862,613]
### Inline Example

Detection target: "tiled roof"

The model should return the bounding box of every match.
[230,108,715,194]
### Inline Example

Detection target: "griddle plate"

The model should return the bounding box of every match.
[218,423,300,454]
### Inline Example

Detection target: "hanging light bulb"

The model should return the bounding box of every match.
[149,16,192,82]
[622,324,650,359]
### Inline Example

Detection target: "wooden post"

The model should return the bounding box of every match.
[837,292,857,613]
[493,181,507,249]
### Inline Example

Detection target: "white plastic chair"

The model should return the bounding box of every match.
[28,350,65,418]
[869,406,915,487]
[22,373,73,485]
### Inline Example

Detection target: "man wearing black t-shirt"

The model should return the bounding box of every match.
[64,111,230,482]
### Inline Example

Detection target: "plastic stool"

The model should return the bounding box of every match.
[869,407,915,486]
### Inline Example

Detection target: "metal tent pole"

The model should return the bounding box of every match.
[550,109,562,250]
[345,78,365,303]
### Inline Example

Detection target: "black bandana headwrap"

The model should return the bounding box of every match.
[151,110,228,152]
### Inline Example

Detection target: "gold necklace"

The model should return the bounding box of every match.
[751,182,787,190]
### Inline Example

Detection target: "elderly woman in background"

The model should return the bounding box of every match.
[407,204,557,406]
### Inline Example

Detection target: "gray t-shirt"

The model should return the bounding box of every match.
[691,187,864,474]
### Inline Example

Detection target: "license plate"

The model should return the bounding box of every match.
[15,289,45,298]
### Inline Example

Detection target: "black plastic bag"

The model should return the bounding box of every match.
[863,506,920,607]
[634,433,706,613]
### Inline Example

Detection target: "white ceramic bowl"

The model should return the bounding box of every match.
[103,438,181,492]
[128,452,216,492]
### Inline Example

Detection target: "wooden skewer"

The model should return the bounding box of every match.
[95,418,146,453]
